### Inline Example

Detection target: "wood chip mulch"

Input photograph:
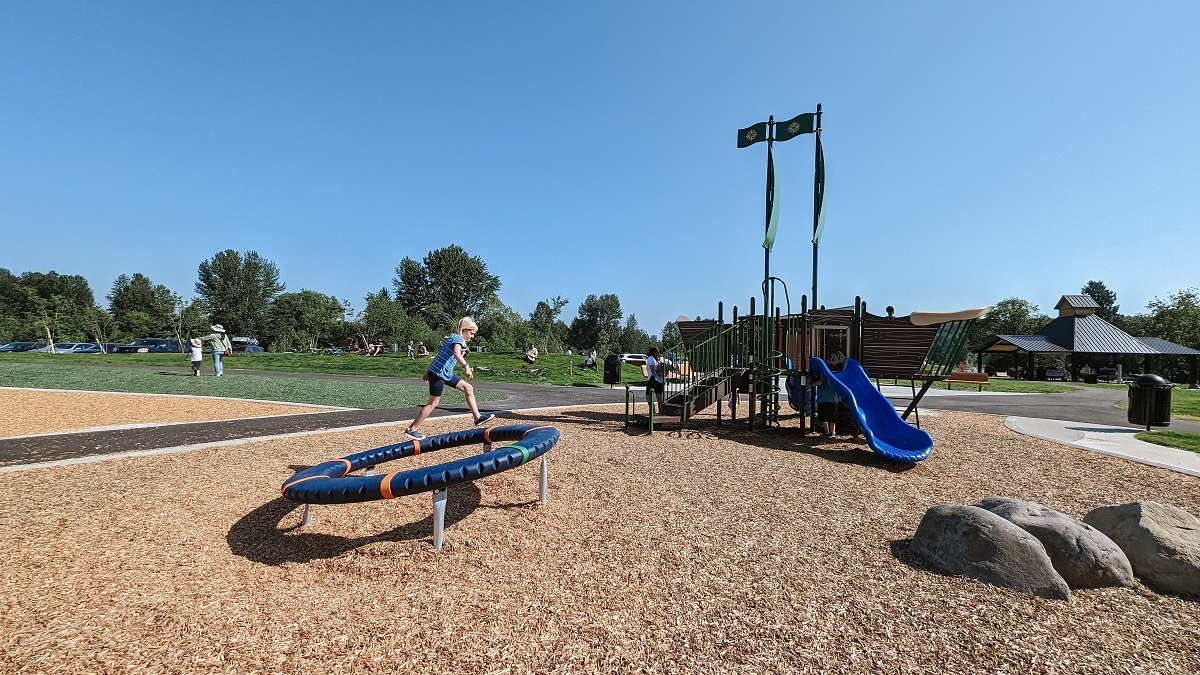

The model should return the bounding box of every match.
[0,389,337,438]
[1,404,1197,673]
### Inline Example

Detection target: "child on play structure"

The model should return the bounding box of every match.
[645,347,666,414]
[813,375,839,436]
[404,317,495,440]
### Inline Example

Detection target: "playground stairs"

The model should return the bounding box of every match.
[661,320,752,423]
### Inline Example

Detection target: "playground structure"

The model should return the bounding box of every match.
[281,424,559,550]
[637,295,989,462]
[623,108,993,460]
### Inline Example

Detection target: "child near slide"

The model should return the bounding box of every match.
[404,317,495,440]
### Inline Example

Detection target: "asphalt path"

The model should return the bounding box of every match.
[883,385,1200,434]
[0,370,633,468]
[3,367,1196,468]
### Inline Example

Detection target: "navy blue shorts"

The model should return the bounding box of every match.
[427,371,462,396]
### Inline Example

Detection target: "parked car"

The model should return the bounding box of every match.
[116,338,185,353]
[0,342,43,352]
[58,343,101,354]
[231,344,263,353]
[31,342,92,353]
[96,342,123,354]
[72,343,107,354]
[618,353,649,365]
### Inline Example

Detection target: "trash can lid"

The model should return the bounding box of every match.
[1132,373,1170,388]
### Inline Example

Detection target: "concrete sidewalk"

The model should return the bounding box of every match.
[1005,416,1200,478]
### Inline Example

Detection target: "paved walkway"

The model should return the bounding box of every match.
[3,371,1197,478]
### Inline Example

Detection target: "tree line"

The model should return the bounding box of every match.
[0,245,670,355]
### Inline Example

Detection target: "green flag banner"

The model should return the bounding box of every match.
[775,113,815,142]
[737,122,768,148]
[763,145,780,251]
[812,136,827,245]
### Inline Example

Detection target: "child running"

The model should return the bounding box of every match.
[404,317,495,440]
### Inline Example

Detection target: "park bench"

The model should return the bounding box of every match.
[945,371,990,391]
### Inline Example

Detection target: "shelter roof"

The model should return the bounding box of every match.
[1056,294,1099,310]
[1036,314,1155,354]
[982,335,1072,353]
[1137,337,1200,356]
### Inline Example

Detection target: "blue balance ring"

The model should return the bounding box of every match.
[281,424,559,505]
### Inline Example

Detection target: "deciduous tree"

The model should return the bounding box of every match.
[568,294,623,354]
[392,246,500,331]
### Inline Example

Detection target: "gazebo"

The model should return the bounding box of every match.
[974,294,1198,388]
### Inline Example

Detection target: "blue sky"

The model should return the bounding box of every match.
[3,2,1198,336]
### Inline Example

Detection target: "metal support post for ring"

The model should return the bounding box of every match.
[431,488,448,551]
[364,465,376,476]
[301,504,312,527]
[482,442,492,453]
[539,456,548,505]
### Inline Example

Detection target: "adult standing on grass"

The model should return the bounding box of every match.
[404,317,495,440]
[196,324,232,377]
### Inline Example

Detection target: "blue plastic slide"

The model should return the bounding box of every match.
[785,374,807,413]
[810,357,933,462]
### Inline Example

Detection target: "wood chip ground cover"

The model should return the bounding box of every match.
[1,401,1198,673]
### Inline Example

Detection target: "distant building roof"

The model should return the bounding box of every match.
[1037,314,1155,354]
[1137,337,1200,356]
[1055,294,1099,317]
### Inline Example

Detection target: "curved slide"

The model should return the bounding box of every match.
[811,357,933,462]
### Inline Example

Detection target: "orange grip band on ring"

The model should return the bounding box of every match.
[484,428,492,444]
[324,458,352,477]
[411,439,420,455]
[522,425,553,437]
[379,472,398,499]
[281,474,326,494]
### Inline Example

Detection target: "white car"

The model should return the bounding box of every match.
[31,342,95,353]
[618,353,648,365]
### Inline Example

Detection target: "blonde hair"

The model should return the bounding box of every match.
[457,317,478,333]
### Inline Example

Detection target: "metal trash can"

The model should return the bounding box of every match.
[603,354,621,385]
[1127,373,1173,431]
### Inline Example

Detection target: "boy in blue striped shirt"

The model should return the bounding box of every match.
[404,317,495,440]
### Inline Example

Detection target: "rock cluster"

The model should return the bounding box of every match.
[911,498,1198,600]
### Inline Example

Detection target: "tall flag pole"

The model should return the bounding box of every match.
[811,103,823,310]
[738,109,817,428]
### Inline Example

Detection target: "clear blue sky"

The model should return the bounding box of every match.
[3,2,1198,335]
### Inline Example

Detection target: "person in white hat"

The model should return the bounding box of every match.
[196,324,232,376]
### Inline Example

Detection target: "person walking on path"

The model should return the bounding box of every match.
[187,338,204,376]
[196,324,232,376]
[406,341,414,359]
[404,317,495,440]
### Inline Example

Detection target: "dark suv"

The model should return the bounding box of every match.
[116,338,185,353]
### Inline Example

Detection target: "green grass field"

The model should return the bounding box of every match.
[0,361,506,409]
[1,350,648,387]
[1135,429,1200,453]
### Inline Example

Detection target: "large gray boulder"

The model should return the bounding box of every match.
[975,497,1134,589]
[1083,501,1200,597]
[911,504,1072,600]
